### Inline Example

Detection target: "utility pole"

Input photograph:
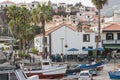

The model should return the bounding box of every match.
[60,38,64,54]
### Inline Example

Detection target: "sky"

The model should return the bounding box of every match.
[0,0,94,7]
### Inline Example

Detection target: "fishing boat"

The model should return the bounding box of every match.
[0,63,39,80]
[79,61,104,70]
[24,60,67,79]
[108,70,120,80]
[65,61,104,76]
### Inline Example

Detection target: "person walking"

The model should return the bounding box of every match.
[29,56,32,64]
[33,56,35,63]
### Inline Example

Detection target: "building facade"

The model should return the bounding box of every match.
[102,23,120,49]
[34,23,101,55]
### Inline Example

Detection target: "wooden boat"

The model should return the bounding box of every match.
[108,70,120,80]
[24,60,67,79]
[66,61,104,76]
[79,61,104,70]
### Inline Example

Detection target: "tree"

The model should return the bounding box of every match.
[92,0,108,58]
[7,5,34,51]
[7,5,20,38]
[31,3,52,56]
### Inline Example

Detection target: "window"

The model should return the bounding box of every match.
[45,47,48,53]
[88,46,93,49]
[32,4,34,7]
[83,34,90,42]
[1,5,3,8]
[0,73,9,80]
[82,47,85,50]
[106,33,113,40]
[44,37,47,44]
[117,33,120,40]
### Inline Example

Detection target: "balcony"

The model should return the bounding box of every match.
[102,40,120,44]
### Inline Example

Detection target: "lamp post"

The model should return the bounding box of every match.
[65,44,68,62]
[60,38,64,54]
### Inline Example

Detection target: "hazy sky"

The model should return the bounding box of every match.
[0,0,94,7]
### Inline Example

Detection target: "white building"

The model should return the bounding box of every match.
[0,1,39,11]
[0,0,15,10]
[102,23,120,49]
[113,10,120,23]
[34,23,101,55]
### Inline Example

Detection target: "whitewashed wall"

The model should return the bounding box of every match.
[35,25,101,55]
[0,2,14,10]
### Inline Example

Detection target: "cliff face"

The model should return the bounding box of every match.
[101,0,120,16]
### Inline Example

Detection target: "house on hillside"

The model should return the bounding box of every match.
[0,0,15,10]
[34,23,102,55]
[102,24,120,50]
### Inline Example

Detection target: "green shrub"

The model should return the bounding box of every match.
[32,48,39,54]
[18,52,30,58]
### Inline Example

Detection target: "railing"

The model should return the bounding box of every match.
[102,40,120,44]
[116,40,120,44]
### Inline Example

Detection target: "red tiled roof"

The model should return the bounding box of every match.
[36,23,94,37]
[103,24,120,31]
[36,23,77,37]
[46,23,76,35]
[0,0,15,4]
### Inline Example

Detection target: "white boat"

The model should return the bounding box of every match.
[0,64,39,80]
[24,60,67,79]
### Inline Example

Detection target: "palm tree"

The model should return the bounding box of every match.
[7,6,34,51]
[7,5,20,38]
[31,3,52,56]
[92,0,108,58]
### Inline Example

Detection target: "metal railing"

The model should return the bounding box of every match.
[102,40,120,44]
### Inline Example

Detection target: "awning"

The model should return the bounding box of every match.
[68,48,79,51]
[83,48,104,51]
[104,45,120,49]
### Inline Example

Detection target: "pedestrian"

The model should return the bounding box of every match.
[14,55,16,64]
[107,53,111,63]
[33,56,35,63]
[29,56,32,63]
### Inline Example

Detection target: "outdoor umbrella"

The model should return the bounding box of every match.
[83,48,104,51]
[67,48,79,51]
[67,48,79,61]
[96,48,105,51]
[83,48,95,51]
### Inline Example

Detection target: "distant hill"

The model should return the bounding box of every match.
[101,0,120,16]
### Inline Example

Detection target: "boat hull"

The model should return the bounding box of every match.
[26,73,65,79]
[25,65,67,79]
[108,71,120,80]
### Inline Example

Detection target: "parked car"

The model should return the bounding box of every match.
[78,70,93,80]
[89,69,98,76]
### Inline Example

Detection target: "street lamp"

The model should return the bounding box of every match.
[60,38,64,54]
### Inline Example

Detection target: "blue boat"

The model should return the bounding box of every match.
[108,70,120,80]
[66,61,104,76]
[79,61,104,70]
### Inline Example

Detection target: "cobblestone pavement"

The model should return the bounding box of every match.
[16,54,120,80]
[93,63,113,80]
